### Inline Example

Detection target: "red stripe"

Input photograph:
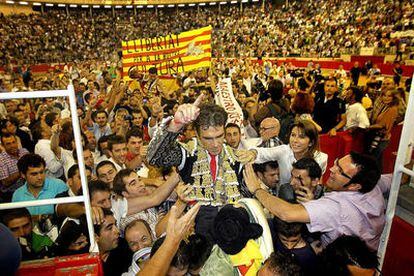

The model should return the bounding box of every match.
[123,56,211,72]
[122,48,211,67]
[122,29,212,51]
[123,39,211,59]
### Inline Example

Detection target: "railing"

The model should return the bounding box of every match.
[0,86,97,253]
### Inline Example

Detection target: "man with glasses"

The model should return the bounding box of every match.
[258,117,283,148]
[244,151,388,251]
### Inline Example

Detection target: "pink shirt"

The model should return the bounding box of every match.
[303,178,388,250]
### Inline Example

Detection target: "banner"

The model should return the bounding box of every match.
[214,78,244,127]
[122,26,212,80]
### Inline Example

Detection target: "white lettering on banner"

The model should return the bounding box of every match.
[214,78,244,127]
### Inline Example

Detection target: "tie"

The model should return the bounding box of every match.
[209,154,217,182]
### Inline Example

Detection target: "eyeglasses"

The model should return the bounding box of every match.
[333,158,352,180]
[259,126,276,131]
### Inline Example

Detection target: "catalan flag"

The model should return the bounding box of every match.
[122,26,212,81]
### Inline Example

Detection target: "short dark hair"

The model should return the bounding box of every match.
[91,109,108,122]
[268,79,284,102]
[97,135,110,155]
[349,86,364,103]
[93,208,114,236]
[318,236,379,275]
[225,123,241,133]
[17,153,46,174]
[96,160,116,177]
[298,78,309,91]
[193,104,228,134]
[0,132,17,144]
[45,112,58,127]
[88,180,110,201]
[107,135,126,151]
[1,208,31,226]
[112,169,135,196]
[148,67,157,75]
[253,161,279,174]
[292,158,322,179]
[187,234,213,271]
[264,251,302,275]
[151,236,190,270]
[67,164,92,180]
[273,216,303,238]
[349,151,380,194]
[126,127,143,143]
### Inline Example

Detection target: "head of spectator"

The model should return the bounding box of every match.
[289,120,320,159]
[92,109,109,128]
[381,77,395,93]
[108,135,128,168]
[96,160,117,187]
[55,219,89,256]
[148,67,158,81]
[259,117,280,142]
[131,109,144,126]
[17,153,46,192]
[72,148,95,171]
[194,103,228,156]
[297,78,310,93]
[45,112,59,127]
[124,219,154,253]
[253,161,279,190]
[151,236,190,276]
[31,121,52,143]
[290,157,322,196]
[244,98,258,120]
[182,123,196,142]
[13,109,27,127]
[225,123,241,149]
[1,133,19,157]
[324,78,338,99]
[89,179,112,209]
[84,129,97,151]
[113,169,150,198]
[273,216,305,250]
[98,135,111,158]
[126,127,143,156]
[268,79,284,103]
[291,92,315,115]
[381,89,400,108]
[94,209,120,254]
[67,164,92,196]
[345,86,364,104]
[4,100,18,114]
[327,152,380,194]
[0,118,18,135]
[318,236,379,275]
[187,234,213,275]
[257,252,302,276]
[2,207,32,240]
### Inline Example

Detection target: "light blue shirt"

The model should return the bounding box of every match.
[88,123,112,141]
[12,177,68,215]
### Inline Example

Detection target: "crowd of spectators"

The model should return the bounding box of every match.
[0,0,412,275]
[1,0,414,65]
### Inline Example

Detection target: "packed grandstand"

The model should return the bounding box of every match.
[0,0,413,275]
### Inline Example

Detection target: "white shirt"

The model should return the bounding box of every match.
[108,157,126,172]
[60,148,75,179]
[35,139,64,178]
[255,144,328,184]
[111,196,128,229]
[345,102,370,130]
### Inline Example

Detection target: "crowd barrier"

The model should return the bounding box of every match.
[1,56,414,77]
[319,124,403,182]
[17,253,103,276]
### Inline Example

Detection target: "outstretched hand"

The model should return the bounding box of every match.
[169,94,204,132]
[166,203,201,243]
[242,163,261,193]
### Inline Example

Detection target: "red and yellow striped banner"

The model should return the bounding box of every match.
[122,26,212,80]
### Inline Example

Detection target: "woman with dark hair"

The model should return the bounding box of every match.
[367,89,399,167]
[291,92,322,132]
[251,120,328,184]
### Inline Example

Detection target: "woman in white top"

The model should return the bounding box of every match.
[253,120,328,184]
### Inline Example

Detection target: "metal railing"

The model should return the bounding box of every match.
[0,85,97,252]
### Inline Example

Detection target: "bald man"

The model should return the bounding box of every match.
[259,117,283,148]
